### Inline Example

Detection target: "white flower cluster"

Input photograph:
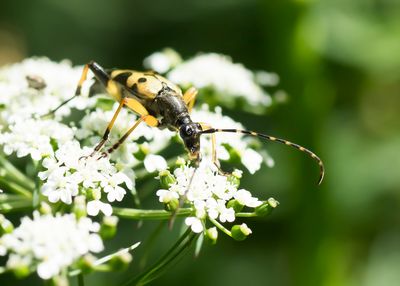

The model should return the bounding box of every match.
[0,118,73,161]
[0,57,94,125]
[39,141,133,216]
[145,50,274,107]
[157,161,262,234]
[0,212,103,279]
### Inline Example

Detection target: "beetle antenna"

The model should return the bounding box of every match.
[200,128,325,185]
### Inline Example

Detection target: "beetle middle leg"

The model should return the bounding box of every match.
[183,87,198,113]
[199,123,230,176]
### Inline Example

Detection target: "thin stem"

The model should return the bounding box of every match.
[113,207,193,220]
[0,178,32,198]
[236,212,259,217]
[78,274,84,286]
[0,155,35,190]
[123,228,195,286]
[209,217,232,237]
[69,242,141,277]
[0,199,32,213]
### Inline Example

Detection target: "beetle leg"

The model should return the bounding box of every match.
[99,114,157,158]
[198,122,229,175]
[86,100,125,158]
[183,87,198,113]
[43,61,117,117]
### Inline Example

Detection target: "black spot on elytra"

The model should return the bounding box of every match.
[138,77,147,83]
[113,72,132,85]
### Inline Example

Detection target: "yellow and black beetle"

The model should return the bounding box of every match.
[48,61,325,185]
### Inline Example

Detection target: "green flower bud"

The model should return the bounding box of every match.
[205,227,218,244]
[0,214,14,235]
[77,254,96,274]
[159,170,176,189]
[227,199,244,212]
[175,157,186,167]
[73,196,87,219]
[227,170,242,188]
[38,202,52,215]
[231,223,252,241]
[11,264,30,279]
[109,251,133,271]
[100,216,119,240]
[87,188,101,201]
[255,198,279,216]
[134,143,149,161]
[164,198,179,212]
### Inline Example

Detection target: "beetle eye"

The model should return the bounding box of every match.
[185,125,193,136]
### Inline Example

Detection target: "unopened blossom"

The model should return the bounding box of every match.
[0,212,103,279]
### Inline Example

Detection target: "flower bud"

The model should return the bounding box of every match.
[0,214,14,235]
[100,216,119,240]
[175,157,186,167]
[255,198,279,216]
[73,196,87,219]
[227,199,244,213]
[7,256,30,278]
[77,254,96,274]
[38,202,52,215]
[205,227,218,244]
[164,198,179,212]
[231,223,252,241]
[87,188,101,201]
[159,170,176,189]
[108,251,133,271]
[134,143,149,161]
[228,169,242,187]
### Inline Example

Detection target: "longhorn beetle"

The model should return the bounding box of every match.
[47,61,325,185]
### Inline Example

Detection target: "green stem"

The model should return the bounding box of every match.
[236,212,259,217]
[209,217,232,237]
[124,228,196,286]
[69,242,141,277]
[113,207,193,220]
[0,155,35,190]
[0,177,32,198]
[78,274,84,286]
[0,199,32,213]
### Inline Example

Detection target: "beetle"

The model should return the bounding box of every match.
[47,61,325,185]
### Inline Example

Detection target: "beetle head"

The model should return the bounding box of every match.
[179,122,202,160]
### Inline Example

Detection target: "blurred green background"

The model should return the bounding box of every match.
[1,0,400,285]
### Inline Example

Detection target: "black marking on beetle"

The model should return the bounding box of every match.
[113,72,132,85]
[138,77,147,83]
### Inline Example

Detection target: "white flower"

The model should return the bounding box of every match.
[168,53,272,106]
[0,212,103,279]
[143,48,182,73]
[87,200,113,216]
[144,154,168,173]
[234,189,262,208]
[185,217,204,233]
[0,57,95,125]
[40,141,133,216]
[0,118,73,160]
[156,189,179,203]
[157,159,262,234]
